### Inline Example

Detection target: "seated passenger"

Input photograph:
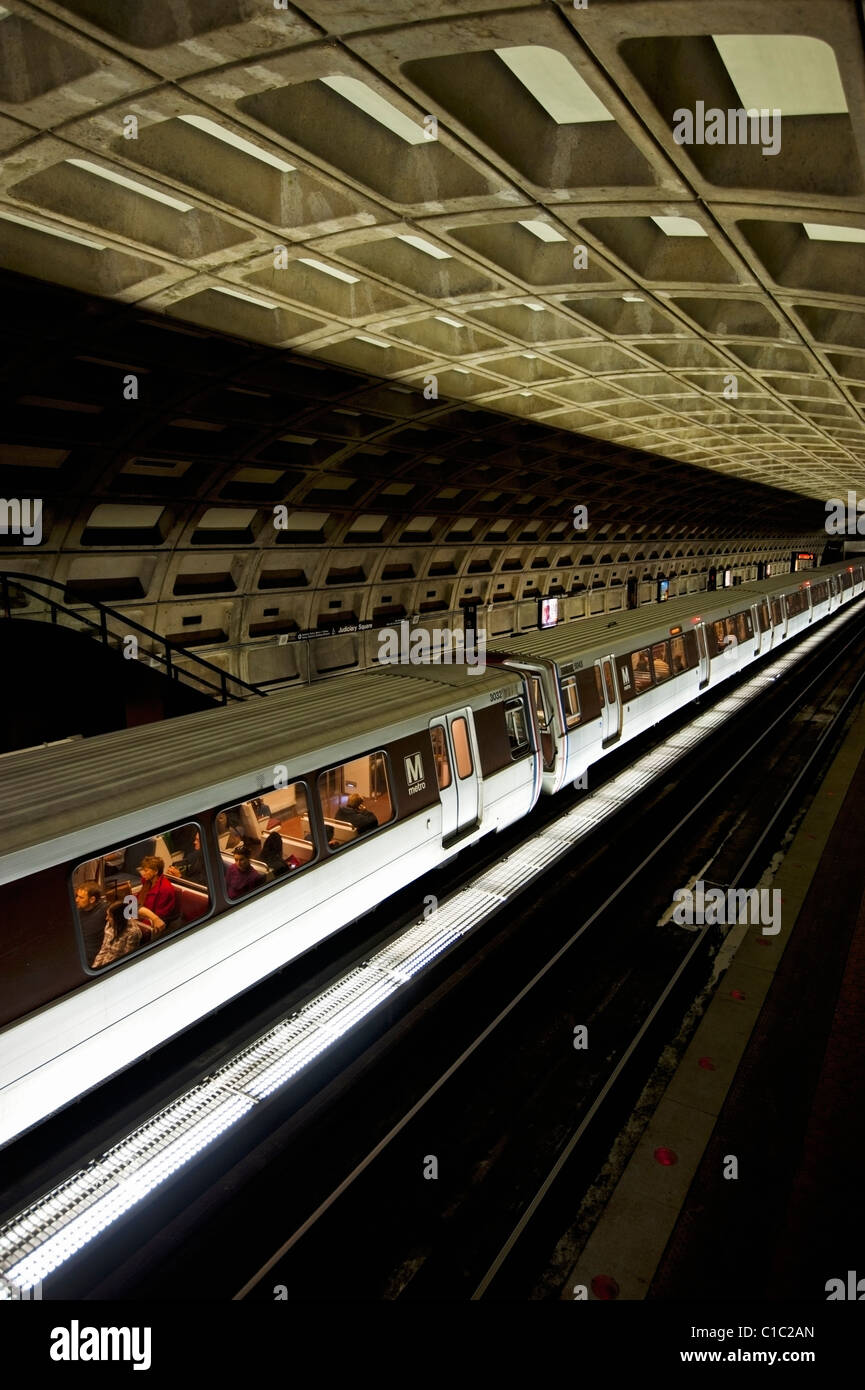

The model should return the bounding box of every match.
[92,899,164,969]
[336,793,379,836]
[134,855,178,922]
[225,848,264,900]
[251,797,273,821]
[166,830,206,885]
[261,830,295,878]
[75,881,107,965]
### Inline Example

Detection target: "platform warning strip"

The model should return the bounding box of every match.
[559,671,865,1300]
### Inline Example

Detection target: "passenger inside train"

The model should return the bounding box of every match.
[72,820,211,970]
[336,793,379,835]
[166,830,206,886]
[72,752,398,963]
[224,848,264,900]
[91,900,163,969]
[317,750,393,850]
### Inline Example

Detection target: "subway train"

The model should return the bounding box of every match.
[0,560,862,1150]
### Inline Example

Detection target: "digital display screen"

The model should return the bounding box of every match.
[657,579,670,602]
[539,597,558,628]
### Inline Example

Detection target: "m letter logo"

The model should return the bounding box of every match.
[405,753,424,785]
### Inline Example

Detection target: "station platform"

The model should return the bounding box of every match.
[562,701,865,1302]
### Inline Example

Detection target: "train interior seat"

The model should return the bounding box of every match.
[279,834,315,865]
[299,813,356,844]
[176,883,209,924]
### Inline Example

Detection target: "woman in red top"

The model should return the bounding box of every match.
[135,855,177,922]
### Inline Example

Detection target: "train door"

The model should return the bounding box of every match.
[599,657,622,748]
[695,624,710,689]
[751,604,762,654]
[429,712,479,842]
[529,674,555,771]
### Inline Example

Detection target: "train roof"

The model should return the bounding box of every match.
[0,663,521,880]
[488,561,852,666]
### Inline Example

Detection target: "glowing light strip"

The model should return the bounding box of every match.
[396,234,451,260]
[297,258,360,283]
[518,220,567,243]
[212,287,277,310]
[803,223,865,244]
[320,75,427,145]
[0,593,861,1296]
[178,116,296,172]
[495,46,613,124]
[65,160,193,212]
[0,210,106,250]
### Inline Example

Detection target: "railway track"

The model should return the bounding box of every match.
[219,612,865,1303]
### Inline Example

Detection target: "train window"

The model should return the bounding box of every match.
[72,821,211,971]
[430,724,452,788]
[602,661,616,703]
[650,640,671,683]
[575,668,603,722]
[785,591,806,618]
[670,635,687,674]
[531,676,550,732]
[560,674,581,727]
[451,717,474,779]
[726,613,749,644]
[758,601,770,632]
[771,599,783,626]
[630,649,653,694]
[505,698,530,754]
[318,753,394,850]
[711,619,727,654]
[218,783,316,900]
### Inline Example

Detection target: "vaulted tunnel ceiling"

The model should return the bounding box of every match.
[0,268,828,557]
[0,0,864,507]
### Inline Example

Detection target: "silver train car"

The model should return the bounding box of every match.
[0,560,861,1149]
[490,560,865,793]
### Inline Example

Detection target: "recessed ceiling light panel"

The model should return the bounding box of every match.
[518,219,568,243]
[495,46,614,125]
[396,234,451,259]
[712,34,847,116]
[178,116,296,171]
[66,159,193,212]
[320,75,427,145]
[651,215,708,237]
[297,258,360,283]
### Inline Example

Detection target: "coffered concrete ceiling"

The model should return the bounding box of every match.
[2,0,865,503]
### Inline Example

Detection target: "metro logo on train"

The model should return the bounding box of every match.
[405,753,426,794]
